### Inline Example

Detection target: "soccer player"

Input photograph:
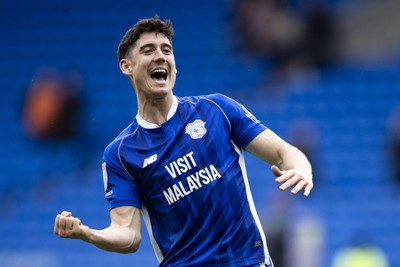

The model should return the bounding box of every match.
[54,16,313,267]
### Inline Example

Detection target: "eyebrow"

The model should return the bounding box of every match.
[138,42,172,52]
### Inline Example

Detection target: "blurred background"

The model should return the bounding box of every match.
[0,0,399,266]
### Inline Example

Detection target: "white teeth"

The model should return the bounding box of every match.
[151,68,167,74]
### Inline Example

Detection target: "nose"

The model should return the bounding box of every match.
[153,48,166,63]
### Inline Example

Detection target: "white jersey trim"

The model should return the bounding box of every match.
[199,96,232,133]
[117,126,140,181]
[142,204,164,263]
[232,141,270,263]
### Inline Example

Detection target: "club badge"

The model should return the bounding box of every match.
[185,119,207,139]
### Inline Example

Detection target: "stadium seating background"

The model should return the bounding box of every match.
[1,0,399,266]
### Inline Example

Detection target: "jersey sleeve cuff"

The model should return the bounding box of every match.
[241,124,268,148]
[108,200,142,211]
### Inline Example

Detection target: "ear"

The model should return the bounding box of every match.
[119,59,132,76]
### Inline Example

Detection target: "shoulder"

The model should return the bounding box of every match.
[178,93,235,108]
[103,122,138,161]
[178,94,242,121]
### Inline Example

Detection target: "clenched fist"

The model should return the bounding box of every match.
[54,211,90,241]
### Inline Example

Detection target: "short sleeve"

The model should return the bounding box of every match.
[102,141,142,210]
[206,94,267,148]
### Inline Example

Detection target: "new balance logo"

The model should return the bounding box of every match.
[143,154,158,168]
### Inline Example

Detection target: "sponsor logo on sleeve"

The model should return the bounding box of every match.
[242,105,260,123]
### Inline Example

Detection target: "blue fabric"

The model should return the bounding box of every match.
[102,94,270,266]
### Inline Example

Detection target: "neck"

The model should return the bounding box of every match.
[137,92,175,126]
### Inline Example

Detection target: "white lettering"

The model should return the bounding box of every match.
[164,164,177,179]
[189,173,202,188]
[199,169,211,184]
[177,158,188,173]
[172,162,182,176]
[163,164,223,205]
[164,151,198,179]
[163,188,176,205]
[179,181,191,196]
[186,152,197,167]
[173,184,184,200]
[204,167,213,182]
[187,175,199,192]
[210,164,222,180]
[183,155,191,170]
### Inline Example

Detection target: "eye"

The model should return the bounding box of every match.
[163,47,172,54]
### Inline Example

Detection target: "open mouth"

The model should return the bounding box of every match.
[150,68,168,81]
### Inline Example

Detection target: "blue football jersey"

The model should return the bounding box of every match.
[102,94,272,267]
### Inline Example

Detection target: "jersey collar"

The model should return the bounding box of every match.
[136,96,178,129]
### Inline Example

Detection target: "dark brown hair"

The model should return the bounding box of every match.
[117,16,175,61]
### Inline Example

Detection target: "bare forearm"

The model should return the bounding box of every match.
[277,145,312,179]
[245,129,314,196]
[246,129,312,178]
[87,226,141,253]
[54,207,142,253]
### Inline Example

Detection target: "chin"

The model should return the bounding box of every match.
[150,88,172,98]
[151,83,174,94]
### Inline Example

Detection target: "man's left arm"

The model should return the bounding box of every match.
[245,128,314,197]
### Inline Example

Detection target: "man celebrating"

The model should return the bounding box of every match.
[54,16,313,267]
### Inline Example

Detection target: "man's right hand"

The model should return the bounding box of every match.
[54,211,91,241]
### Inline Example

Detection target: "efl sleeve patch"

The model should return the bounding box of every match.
[102,162,108,191]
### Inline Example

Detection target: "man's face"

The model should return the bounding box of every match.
[124,32,176,98]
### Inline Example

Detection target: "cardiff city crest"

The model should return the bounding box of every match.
[185,119,207,139]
